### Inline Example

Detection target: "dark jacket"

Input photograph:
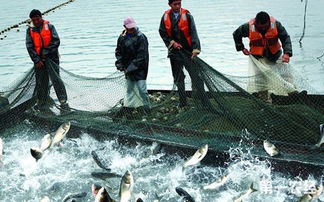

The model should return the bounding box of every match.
[26,22,60,65]
[233,20,292,62]
[115,28,149,81]
[159,9,201,58]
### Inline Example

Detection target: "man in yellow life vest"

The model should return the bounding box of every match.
[159,0,211,109]
[26,9,69,111]
[233,11,296,99]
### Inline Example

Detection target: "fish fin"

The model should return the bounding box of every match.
[250,183,258,192]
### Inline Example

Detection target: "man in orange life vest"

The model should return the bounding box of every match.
[233,11,292,64]
[26,9,68,110]
[233,12,294,98]
[159,0,210,108]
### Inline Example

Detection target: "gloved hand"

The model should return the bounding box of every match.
[41,52,47,60]
[282,53,290,63]
[116,63,125,71]
[172,42,182,50]
[117,66,125,71]
[242,48,250,55]
[191,52,199,59]
[35,60,44,68]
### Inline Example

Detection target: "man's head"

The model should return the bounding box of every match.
[29,9,43,28]
[169,0,182,12]
[255,11,270,34]
[123,17,136,33]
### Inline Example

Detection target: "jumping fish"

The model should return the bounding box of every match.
[62,192,87,202]
[263,140,279,157]
[299,194,312,202]
[40,196,50,202]
[51,122,70,147]
[144,142,162,157]
[315,124,324,147]
[92,184,102,196]
[30,147,44,161]
[40,134,52,151]
[95,187,115,202]
[150,142,162,155]
[203,175,229,190]
[91,150,111,171]
[0,138,3,165]
[183,144,208,168]
[311,184,323,199]
[153,193,162,202]
[175,187,195,202]
[233,183,257,202]
[300,184,324,201]
[119,170,134,202]
[0,138,3,156]
[30,133,53,161]
[91,171,122,180]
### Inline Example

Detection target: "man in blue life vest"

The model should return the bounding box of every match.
[26,9,69,111]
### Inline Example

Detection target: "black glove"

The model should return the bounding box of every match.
[117,66,125,71]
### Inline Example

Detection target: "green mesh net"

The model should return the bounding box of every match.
[1,51,324,167]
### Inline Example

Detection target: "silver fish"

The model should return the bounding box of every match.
[233,183,257,202]
[263,140,279,157]
[183,144,208,168]
[40,196,50,202]
[302,184,324,201]
[119,170,134,202]
[92,184,102,196]
[0,138,3,165]
[175,187,195,202]
[62,192,87,202]
[40,133,52,151]
[315,124,324,147]
[51,122,70,147]
[311,184,323,199]
[144,142,162,157]
[299,194,312,202]
[30,147,43,161]
[91,150,111,171]
[30,133,53,161]
[203,175,229,190]
[91,171,122,180]
[95,187,115,202]
[0,138,3,157]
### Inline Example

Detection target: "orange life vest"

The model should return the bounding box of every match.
[29,20,52,55]
[248,17,281,56]
[164,8,192,47]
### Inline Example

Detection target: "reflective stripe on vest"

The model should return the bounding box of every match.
[164,8,192,47]
[248,17,281,56]
[30,20,52,55]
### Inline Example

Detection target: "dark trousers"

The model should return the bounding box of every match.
[170,54,210,107]
[34,61,67,105]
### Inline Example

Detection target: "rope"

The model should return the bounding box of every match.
[0,0,76,40]
[299,0,308,45]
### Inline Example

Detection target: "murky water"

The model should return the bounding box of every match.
[1,1,324,201]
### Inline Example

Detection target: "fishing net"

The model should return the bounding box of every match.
[1,50,324,167]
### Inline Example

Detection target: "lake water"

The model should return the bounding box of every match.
[0,0,323,92]
[0,0,324,201]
